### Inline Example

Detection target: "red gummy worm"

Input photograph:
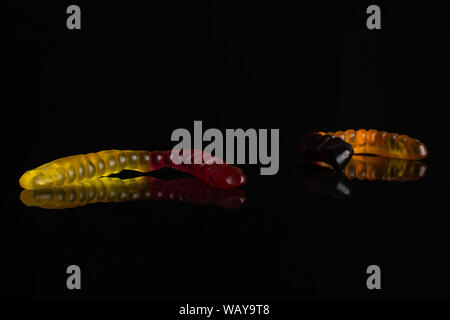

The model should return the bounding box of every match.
[20,176,247,210]
[150,150,247,189]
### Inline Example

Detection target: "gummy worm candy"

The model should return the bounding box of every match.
[299,165,351,199]
[317,129,428,160]
[299,132,354,171]
[19,150,246,190]
[20,176,246,210]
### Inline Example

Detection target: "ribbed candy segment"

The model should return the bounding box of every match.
[19,150,152,190]
[150,150,247,189]
[20,176,246,209]
[19,150,246,190]
[20,176,153,209]
[317,129,428,160]
[343,155,428,181]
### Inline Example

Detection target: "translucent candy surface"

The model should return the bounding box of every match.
[20,176,246,209]
[19,150,152,190]
[315,155,428,182]
[19,150,247,190]
[299,133,354,170]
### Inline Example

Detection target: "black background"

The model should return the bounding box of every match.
[2,0,450,304]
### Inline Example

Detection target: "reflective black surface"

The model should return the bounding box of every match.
[1,154,448,300]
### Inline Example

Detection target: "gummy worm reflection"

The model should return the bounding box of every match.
[20,176,246,210]
[300,155,428,198]
[19,149,246,190]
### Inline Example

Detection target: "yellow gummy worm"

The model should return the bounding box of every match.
[317,129,428,160]
[19,150,152,190]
